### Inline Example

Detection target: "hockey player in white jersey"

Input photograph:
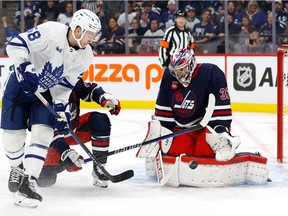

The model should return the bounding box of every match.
[1,9,101,208]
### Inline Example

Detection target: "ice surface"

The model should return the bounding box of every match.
[0,109,288,216]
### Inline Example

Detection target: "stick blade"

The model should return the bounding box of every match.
[109,170,134,183]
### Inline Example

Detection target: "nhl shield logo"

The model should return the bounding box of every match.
[233,63,256,91]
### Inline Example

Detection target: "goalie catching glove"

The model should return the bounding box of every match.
[99,93,121,115]
[61,149,84,172]
[206,125,241,161]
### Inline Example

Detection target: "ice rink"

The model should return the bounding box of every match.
[0,109,288,216]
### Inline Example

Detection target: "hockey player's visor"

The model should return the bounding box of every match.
[84,30,102,42]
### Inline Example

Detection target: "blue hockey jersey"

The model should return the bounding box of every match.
[154,63,232,130]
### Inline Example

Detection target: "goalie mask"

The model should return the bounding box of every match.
[169,48,197,87]
[70,9,102,48]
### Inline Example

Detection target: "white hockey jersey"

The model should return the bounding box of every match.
[6,21,93,105]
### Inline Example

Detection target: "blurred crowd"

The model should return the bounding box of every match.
[2,0,288,54]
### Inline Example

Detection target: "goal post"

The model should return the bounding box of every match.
[277,45,288,163]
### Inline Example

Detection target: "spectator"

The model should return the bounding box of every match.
[219,14,241,37]
[185,5,200,33]
[234,15,256,52]
[57,1,73,26]
[235,0,249,13]
[275,0,288,26]
[128,17,146,53]
[1,16,22,55]
[154,0,170,14]
[244,30,273,53]
[239,15,256,35]
[161,0,177,30]
[193,9,215,43]
[97,17,125,54]
[257,0,272,14]
[238,0,267,30]
[41,0,59,22]
[227,1,242,25]
[218,14,241,53]
[15,0,41,29]
[81,1,108,37]
[102,1,124,19]
[81,0,103,14]
[179,1,203,17]
[137,18,164,52]
[259,11,287,45]
[139,1,161,32]
[117,1,137,28]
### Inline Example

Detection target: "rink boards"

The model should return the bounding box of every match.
[0,54,277,112]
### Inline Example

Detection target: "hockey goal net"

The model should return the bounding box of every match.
[277,46,288,163]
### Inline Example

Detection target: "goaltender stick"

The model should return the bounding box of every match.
[137,48,269,187]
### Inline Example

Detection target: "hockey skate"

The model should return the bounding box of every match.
[92,166,109,188]
[15,175,43,208]
[8,164,24,193]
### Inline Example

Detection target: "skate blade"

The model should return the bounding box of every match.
[93,180,108,188]
[14,193,41,208]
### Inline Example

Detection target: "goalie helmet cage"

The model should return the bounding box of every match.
[277,45,288,163]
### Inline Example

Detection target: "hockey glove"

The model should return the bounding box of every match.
[61,149,84,172]
[16,61,39,93]
[51,103,71,133]
[99,93,121,115]
[206,125,241,161]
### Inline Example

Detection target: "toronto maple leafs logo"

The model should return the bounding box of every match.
[38,61,64,89]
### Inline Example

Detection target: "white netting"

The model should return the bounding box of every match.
[278,47,288,162]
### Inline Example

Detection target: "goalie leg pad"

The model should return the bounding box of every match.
[145,157,157,177]
[161,153,269,187]
[246,161,269,184]
[136,120,162,158]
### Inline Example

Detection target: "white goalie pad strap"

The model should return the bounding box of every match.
[160,154,269,187]
[137,120,173,158]
[155,151,180,187]
[206,126,241,161]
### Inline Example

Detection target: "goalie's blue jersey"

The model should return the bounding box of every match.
[154,63,232,130]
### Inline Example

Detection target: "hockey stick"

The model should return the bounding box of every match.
[34,91,134,183]
[84,93,216,163]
